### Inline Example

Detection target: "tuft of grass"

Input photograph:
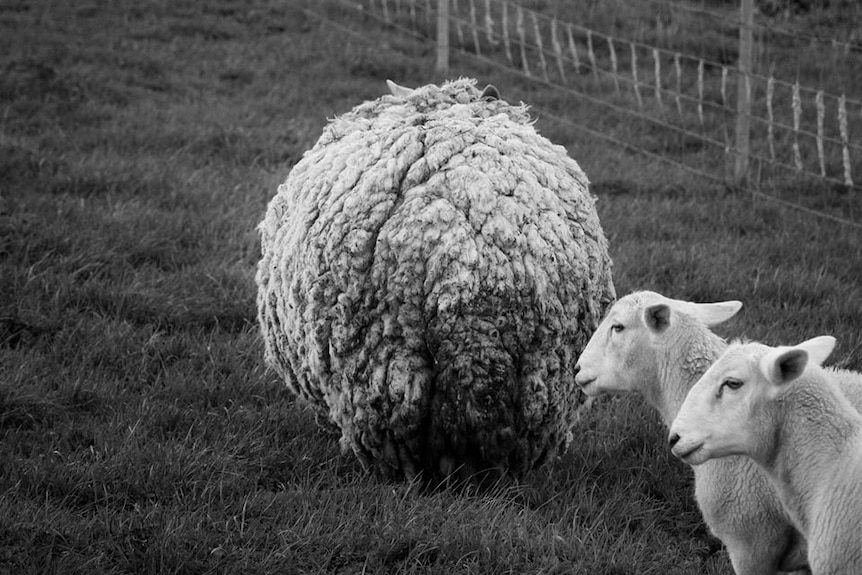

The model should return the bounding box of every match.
[1,0,861,573]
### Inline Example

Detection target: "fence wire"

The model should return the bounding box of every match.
[308,0,862,230]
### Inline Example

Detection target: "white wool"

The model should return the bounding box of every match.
[256,78,615,481]
[671,337,862,574]
[575,291,814,574]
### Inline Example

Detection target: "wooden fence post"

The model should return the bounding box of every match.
[734,0,754,185]
[436,0,449,74]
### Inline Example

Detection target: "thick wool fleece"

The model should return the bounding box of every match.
[256,78,615,480]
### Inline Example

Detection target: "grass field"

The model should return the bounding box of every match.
[2,0,862,573]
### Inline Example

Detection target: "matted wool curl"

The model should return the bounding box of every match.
[257,78,615,482]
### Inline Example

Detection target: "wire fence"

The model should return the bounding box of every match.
[314,0,862,228]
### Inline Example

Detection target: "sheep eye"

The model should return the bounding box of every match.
[724,379,744,390]
[610,324,624,333]
[717,378,744,398]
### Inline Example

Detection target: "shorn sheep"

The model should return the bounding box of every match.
[256,78,615,481]
[670,336,862,574]
[574,290,810,574]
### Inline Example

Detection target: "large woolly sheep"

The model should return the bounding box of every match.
[256,78,615,481]
[670,336,862,574]
[574,291,809,574]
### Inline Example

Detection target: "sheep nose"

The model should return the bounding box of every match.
[574,363,581,375]
[668,432,680,449]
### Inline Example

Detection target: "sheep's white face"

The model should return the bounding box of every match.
[668,344,769,466]
[574,294,657,397]
[574,291,742,399]
[669,336,837,466]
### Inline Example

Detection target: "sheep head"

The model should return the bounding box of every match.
[574,290,741,398]
[669,336,836,466]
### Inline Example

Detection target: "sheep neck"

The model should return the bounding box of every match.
[651,323,726,426]
[759,376,862,535]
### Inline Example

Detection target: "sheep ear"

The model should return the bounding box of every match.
[760,348,809,386]
[386,79,414,98]
[643,303,672,334]
[480,84,500,100]
[686,300,743,326]
[795,335,836,367]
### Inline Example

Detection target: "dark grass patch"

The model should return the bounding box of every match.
[0,387,64,431]
[45,173,168,200]
[168,19,240,41]
[185,130,268,167]
[218,68,255,87]
[0,58,125,132]
[764,175,862,223]
[0,59,68,102]
[0,522,87,575]
[57,283,255,335]
[0,141,61,188]
[0,312,56,349]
